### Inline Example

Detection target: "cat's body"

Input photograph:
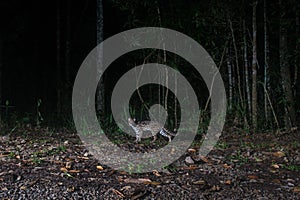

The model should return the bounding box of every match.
[128,118,176,143]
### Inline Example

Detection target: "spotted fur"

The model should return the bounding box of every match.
[128,118,176,143]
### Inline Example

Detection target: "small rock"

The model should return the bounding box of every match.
[287,182,295,187]
[185,156,194,164]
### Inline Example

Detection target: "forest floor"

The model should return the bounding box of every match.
[0,125,299,199]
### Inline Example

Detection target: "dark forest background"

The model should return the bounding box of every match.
[0,0,299,132]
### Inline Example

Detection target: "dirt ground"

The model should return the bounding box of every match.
[0,125,299,199]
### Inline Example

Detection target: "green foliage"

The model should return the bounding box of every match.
[164,164,177,173]
[215,141,228,149]
[282,164,300,172]
[32,152,43,165]
[47,145,67,155]
[8,151,16,159]
[229,150,249,166]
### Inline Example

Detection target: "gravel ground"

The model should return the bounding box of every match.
[0,126,299,199]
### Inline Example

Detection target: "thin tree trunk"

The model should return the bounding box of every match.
[252,1,258,131]
[56,0,61,116]
[96,0,105,115]
[294,8,299,98]
[157,5,168,113]
[227,48,233,111]
[0,36,2,125]
[174,48,178,127]
[279,0,296,129]
[65,0,71,84]
[229,16,248,127]
[243,19,251,117]
[264,0,270,122]
[229,18,243,110]
[174,66,178,127]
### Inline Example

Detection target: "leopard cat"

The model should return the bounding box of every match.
[128,118,176,143]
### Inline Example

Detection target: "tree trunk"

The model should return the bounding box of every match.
[243,19,251,118]
[65,0,71,84]
[0,35,2,125]
[96,0,105,115]
[228,14,249,127]
[294,8,299,102]
[227,48,233,111]
[56,0,61,116]
[264,0,270,123]
[279,0,296,129]
[251,1,258,131]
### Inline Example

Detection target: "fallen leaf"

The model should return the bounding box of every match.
[67,186,75,192]
[117,176,123,182]
[190,165,198,170]
[271,164,280,169]
[20,186,26,190]
[68,170,80,173]
[77,156,89,160]
[200,156,209,163]
[123,178,152,184]
[64,173,73,178]
[225,180,231,185]
[112,189,125,198]
[293,186,300,193]
[17,176,21,181]
[152,170,161,177]
[272,179,281,184]
[193,180,206,185]
[248,175,259,180]
[170,147,176,154]
[107,170,116,176]
[144,181,161,185]
[188,148,196,153]
[287,178,295,182]
[96,165,104,170]
[121,185,131,191]
[60,167,68,172]
[223,164,232,169]
[181,165,198,170]
[273,151,285,158]
[210,185,221,191]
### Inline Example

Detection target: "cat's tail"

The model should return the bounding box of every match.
[161,128,176,136]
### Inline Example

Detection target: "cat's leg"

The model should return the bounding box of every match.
[135,130,142,143]
[159,129,172,142]
[151,131,157,142]
[167,135,171,143]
